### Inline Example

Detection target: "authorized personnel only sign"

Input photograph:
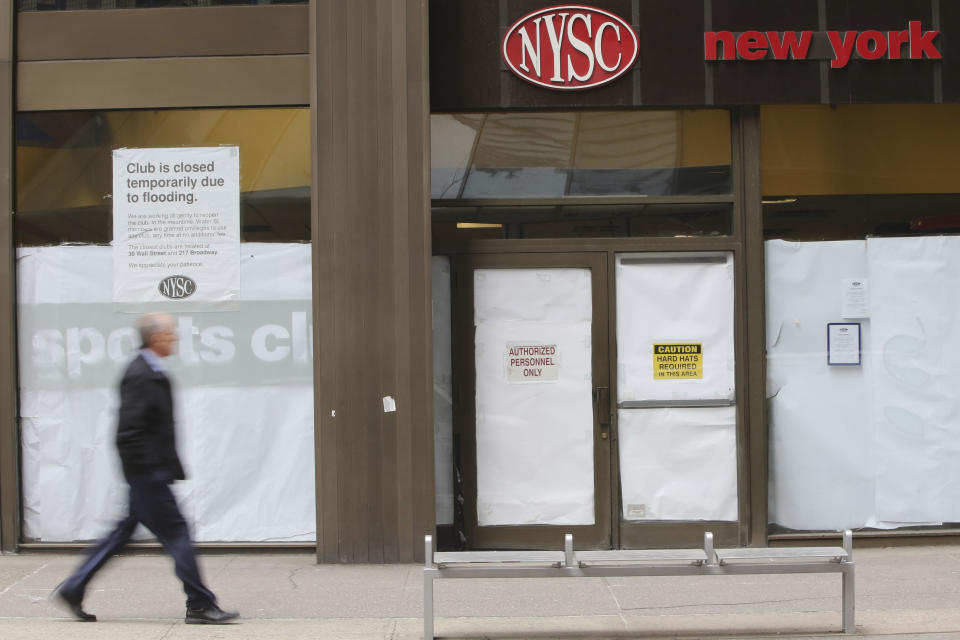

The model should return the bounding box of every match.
[653,343,703,379]
[506,343,560,382]
[113,146,240,307]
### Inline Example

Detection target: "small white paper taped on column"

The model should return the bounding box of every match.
[382,396,396,413]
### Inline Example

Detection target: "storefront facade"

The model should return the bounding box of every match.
[1,0,959,561]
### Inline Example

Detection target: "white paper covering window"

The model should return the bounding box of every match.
[618,407,737,521]
[615,253,738,522]
[765,240,874,530]
[474,268,595,526]
[868,236,960,524]
[616,254,735,402]
[432,257,454,526]
[18,244,315,542]
[767,237,960,530]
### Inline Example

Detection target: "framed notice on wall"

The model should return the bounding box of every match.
[827,322,861,365]
[112,146,240,310]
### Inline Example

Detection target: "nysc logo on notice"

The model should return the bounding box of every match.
[158,275,197,300]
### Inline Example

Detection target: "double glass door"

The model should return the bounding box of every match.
[447,251,739,550]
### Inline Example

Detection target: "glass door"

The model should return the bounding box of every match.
[454,252,611,549]
[614,252,740,548]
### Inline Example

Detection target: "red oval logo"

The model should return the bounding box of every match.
[502,5,638,91]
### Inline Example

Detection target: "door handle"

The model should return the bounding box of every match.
[593,386,610,438]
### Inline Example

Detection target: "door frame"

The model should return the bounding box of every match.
[432,107,764,549]
[440,237,750,550]
[452,251,612,550]
[610,250,741,549]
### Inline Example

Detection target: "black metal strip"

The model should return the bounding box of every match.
[818,0,830,104]
[933,0,944,103]
[704,0,714,106]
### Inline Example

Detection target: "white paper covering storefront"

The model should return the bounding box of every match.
[767,237,960,530]
[868,236,960,524]
[616,254,735,402]
[474,268,595,526]
[618,407,737,521]
[765,240,875,530]
[19,243,315,542]
[432,257,454,526]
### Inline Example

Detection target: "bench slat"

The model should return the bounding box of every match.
[716,547,847,562]
[434,550,564,566]
[577,549,707,564]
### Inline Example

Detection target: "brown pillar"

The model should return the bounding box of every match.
[309,0,434,562]
[736,107,768,547]
[0,0,17,552]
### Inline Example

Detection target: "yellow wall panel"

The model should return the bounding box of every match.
[763,105,960,195]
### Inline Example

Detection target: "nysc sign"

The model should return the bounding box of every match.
[502,5,639,90]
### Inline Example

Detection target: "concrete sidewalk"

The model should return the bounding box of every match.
[0,543,959,639]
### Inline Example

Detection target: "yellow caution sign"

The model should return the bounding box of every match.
[653,343,703,379]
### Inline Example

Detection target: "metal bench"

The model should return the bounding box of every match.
[423,531,854,639]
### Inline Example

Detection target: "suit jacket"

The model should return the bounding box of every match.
[115,353,186,482]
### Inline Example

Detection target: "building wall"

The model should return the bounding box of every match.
[431,0,953,110]
[2,0,434,562]
[3,0,958,556]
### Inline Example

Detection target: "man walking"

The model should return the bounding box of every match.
[56,312,239,624]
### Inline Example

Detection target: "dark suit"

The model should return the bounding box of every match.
[115,354,185,482]
[60,352,216,610]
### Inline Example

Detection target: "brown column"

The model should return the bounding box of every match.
[0,0,17,552]
[737,107,768,547]
[309,0,433,562]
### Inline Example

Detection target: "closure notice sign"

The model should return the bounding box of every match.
[113,146,240,307]
[653,343,703,379]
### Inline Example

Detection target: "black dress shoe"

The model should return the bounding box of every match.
[185,603,239,624]
[54,585,97,622]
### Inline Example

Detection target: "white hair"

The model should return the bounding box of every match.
[137,312,173,348]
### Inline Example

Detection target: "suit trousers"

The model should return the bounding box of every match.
[61,472,216,610]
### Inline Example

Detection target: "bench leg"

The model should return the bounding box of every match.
[842,563,855,634]
[424,571,435,640]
